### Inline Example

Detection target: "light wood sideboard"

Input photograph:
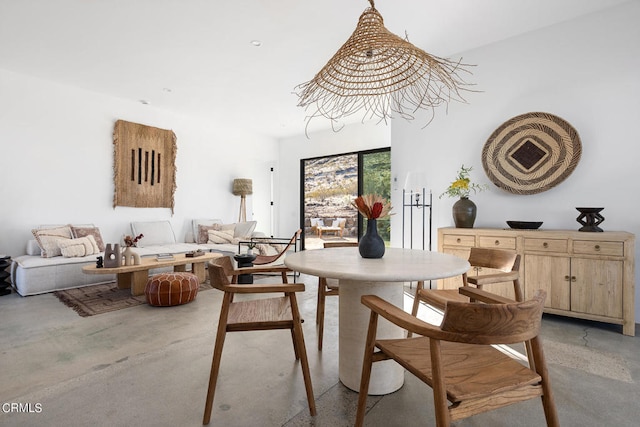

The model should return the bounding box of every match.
[438,227,636,336]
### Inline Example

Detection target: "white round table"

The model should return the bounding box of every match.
[285,247,470,394]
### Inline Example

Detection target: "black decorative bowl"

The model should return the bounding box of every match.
[507,221,543,230]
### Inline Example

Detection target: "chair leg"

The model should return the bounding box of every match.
[203,294,231,425]
[355,310,379,427]
[317,278,326,351]
[429,339,450,427]
[289,293,317,416]
[531,336,560,427]
[407,280,425,338]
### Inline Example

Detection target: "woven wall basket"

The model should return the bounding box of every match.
[482,112,581,195]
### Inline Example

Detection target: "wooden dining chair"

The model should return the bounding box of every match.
[202,256,316,425]
[355,288,558,427]
[316,241,359,350]
[411,247,521,321]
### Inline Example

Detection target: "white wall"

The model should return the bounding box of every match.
[277,122,391,237]
[0,70,279,256]
[390,2,640,319]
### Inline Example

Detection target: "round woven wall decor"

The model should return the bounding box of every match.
[482,112,581,195]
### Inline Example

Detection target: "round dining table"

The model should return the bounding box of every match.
[284,247,470,394]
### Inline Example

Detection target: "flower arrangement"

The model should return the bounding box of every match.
[440,165,487,199]
[352,194,393,219]
[124,233,144,247]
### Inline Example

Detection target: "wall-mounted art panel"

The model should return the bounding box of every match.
[113,120,177,213]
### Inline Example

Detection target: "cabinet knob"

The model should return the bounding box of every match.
[571,276,577,282]
[543,242,549,248]
[456,238,461,243]
[494,240,500,246]
[594,245,601,251]
[564,275,570,281]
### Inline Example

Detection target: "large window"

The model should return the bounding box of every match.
[300,148,390,249]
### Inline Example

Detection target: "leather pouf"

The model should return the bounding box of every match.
[145,272,199,306]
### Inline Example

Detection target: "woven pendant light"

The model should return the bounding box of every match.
[296,0,474,131]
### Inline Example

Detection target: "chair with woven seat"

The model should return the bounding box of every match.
[202,256,316,425]
[410,247,521,320]
[316,241,359,350]
[355,288,558,427]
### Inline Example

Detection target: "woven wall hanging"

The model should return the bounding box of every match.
[295,0,473,132]
[482,112,581,195]
[113,120,177,213]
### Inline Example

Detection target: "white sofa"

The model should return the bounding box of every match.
[11,219,274,296]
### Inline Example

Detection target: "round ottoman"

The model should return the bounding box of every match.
[145,272,199,306]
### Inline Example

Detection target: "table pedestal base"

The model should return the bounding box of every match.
[339,279,405,394]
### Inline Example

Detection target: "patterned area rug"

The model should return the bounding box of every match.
[54,281,213,317]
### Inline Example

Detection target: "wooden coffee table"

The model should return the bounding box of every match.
[82,252,220,296]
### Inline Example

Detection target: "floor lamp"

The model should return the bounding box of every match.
[232,178,252,222]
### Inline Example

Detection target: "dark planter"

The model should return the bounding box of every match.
[359,219,385,258]
[452,197,477,228]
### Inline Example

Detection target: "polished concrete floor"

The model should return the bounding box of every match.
[1,273,639,426]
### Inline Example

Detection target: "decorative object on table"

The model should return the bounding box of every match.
[185,250,205,258]
[295,0,474,134]
[440,165,487,228]
[104,243,121,268]
[156,253,175,261]
[112,120,177,213]
[576,207,605,232]
[482,112,582,195]
[95,256,104,268]
[234,253,258,284]
[0,255,12,296]
[122,233,143,266]
[506,221,543,230]
[232,178,253,222]
[402,172,432,250]
[245,241,257,255]
[353,194,392,258]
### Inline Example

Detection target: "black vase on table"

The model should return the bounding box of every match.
[359,219,385,259]
[452,197,477,228]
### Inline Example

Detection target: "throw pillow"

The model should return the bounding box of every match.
[71,226,105,251]
[58,235,100,258]
[233,221,257,238]
[207,229,235,244]
[197,224,219,244]
[32,225,73,258]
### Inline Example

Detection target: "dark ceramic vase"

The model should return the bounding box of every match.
[452,197,477,228]
[359,219,385,258]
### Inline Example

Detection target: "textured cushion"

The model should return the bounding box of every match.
[197,224,219,244]
[58,235,100,257]
[130,221,176,247]
[208,229,235,244]
[71,226,105,251]
[332,218,345,227]
[32,226,73,258]
[145,272,199,306]
[192,219,222,242]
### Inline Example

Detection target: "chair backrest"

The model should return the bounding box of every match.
[208,257,233,290]
[440,290,546,345]
[468,247,519,272]
[323,241,358,248]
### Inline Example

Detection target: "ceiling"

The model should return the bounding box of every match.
[0,0,628,138]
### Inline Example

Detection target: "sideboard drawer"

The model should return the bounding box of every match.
[443,235,476,247]
[478,236,516,249]
[573,240,624,257]
[524,238,568,253]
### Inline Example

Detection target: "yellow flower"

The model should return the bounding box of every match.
[440,165,486,199]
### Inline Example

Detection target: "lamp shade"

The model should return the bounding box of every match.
[232,179,253,196]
